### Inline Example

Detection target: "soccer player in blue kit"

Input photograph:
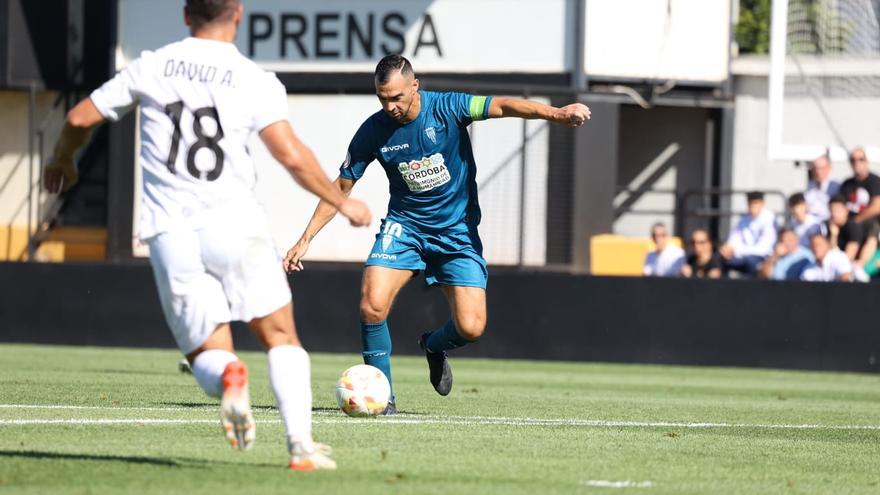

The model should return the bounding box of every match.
[284,55,590,414]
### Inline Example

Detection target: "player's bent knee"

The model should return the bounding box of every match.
[456,319,486,341]
[359,297,391,323]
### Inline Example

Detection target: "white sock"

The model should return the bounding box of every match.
[192,349,238,398]
[267,345,313,451]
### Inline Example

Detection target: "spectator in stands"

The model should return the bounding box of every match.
[824,195,877,282]
[804,154,839,221]
[643,222,685,277]
[787,192,821,248]
[841,147,880,225]
[801,234,853,282]
[719,191,777,276]
[863,248,880,280]
[681,228,722,279]
[759,228,814,281]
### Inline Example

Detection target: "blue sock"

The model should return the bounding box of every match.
[361,320,394,399]
[425,320,470,353]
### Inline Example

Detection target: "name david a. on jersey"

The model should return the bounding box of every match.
[164,59,235,87]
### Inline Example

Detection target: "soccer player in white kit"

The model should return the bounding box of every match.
[42,0,371,471]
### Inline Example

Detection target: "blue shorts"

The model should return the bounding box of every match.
[365,218,488,289]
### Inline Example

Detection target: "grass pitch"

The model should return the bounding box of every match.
[0,344,878,494]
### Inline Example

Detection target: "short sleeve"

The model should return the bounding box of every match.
[90,53,151,121]
[833,252,853,277]
[339,120,375,181]
[252,72,289,132]
[869,176,880,197]
[441,92,493,127]
[842,221,864,245]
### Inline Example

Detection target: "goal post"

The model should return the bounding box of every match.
[768,0,880,163]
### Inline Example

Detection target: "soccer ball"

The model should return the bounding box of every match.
[335,364,391,417]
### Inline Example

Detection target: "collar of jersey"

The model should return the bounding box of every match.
[184,36,238,50]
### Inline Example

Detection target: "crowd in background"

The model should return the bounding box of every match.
[643,147,880,283]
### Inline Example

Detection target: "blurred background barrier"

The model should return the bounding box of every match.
[2,260,877,372]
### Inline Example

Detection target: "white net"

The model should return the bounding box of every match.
[769,0,880,161]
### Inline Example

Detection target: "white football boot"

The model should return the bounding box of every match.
[288,438,337,471]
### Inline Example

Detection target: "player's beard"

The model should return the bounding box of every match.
[395,92,418,124]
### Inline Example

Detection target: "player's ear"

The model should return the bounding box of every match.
[183,8,192,27]
[233,4,243,26]
[412,78,420,91]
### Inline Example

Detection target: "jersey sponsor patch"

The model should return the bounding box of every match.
[397,153,451,193]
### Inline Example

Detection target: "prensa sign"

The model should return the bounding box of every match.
[117,0,569,73]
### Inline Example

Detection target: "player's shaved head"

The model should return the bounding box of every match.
[375,55,414,84]
[185,0,240,28]
[374,55,420,124]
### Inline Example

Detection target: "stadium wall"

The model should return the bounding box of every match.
[613,105,715,238]
[0,90,64,260]
[1,261,876,373]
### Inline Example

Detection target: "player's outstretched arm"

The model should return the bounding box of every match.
[259,121,371,229]
[43,98,105,193]
[487,97,591,128]
[283,175,357,273]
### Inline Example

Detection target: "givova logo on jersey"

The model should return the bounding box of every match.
[397,153,451,193]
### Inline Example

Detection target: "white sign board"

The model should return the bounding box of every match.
[117,0,570,73]
[584,0,731,84]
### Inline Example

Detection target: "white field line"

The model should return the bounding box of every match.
[583,480,654,489]
[0,419,241,425]
[0,405,879,430]
[0,404,271,412]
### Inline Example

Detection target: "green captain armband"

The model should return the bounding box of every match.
[468,95,490,121]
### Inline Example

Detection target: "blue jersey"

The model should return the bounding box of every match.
[340,90,492,232]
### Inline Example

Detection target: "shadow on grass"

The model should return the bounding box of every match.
[2,450,286,471]
[161,401,276,411]
[161,402,427,415]
[312,406,426,415]
[0,450,182,467]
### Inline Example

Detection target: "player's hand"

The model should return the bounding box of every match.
[338,198,372,227]
[552,103,591,128]
[283,237,311,273]
[43,156,78,194]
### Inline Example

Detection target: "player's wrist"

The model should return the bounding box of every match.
[47,155,74,171]
[51,143,79,164]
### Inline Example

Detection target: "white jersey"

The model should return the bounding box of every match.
[90,37,288,239]
[643,245,685,277]
[801,248,852,282]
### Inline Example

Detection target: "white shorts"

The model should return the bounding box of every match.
[146,202,291,354]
